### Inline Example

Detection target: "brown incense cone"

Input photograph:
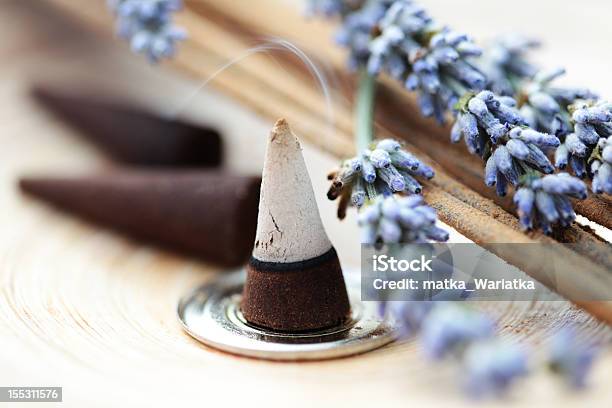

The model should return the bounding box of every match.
[241,119,350,332]
[19,170,260,266]
[31,86,222,167]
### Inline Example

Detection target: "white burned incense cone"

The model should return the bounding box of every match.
[242,119,351,332]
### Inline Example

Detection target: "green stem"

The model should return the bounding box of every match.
[356,70,377,152]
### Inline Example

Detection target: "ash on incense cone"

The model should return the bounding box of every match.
[241,119,351,332]
[19,171,260,266]
[31,86,222,167]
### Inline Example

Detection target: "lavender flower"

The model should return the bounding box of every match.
[307,0,365,17]
[318,0,484,124]
[420,304,495,360]
[380,301,434,338]
[592,136,612,194]
[453,91,559,197]
[108,0,186,62]
[463,340,528,398]
[513,173,587,234]
[556,101,612,184]
[407,28,485,124]
[479,34,541,96]
[332,1,394,70]
[327,138,435,218]
[548,327,599,389]
[519,69,598,138]
[452,91,530,155]
[367,1,432,79]
[358,195,449,244]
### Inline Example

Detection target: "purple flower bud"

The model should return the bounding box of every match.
[506,139,530,161]
[509,128,559,149]
[602,145,612,164]
[358,204,381,225]
[377,138,402,152]
[493,146,519,186]
[110,0,186,63]
[379,166,407,192]
[400,172,423,194]
[379,218,402,243]
[391,150,420,170]
[381,196,401,219]
[468,97,489,117]
[496,171,508,196]
[463,340,528,398]
[421,305,495,360]
[593,163,612,194]
[555,144,569,169]
[549,328,598,389]
[484,156,497,186]
[535,191,558,223]
[564,134,588,157]
[569,155,587,178]
[425,225,450,242]
[450,121,462,143]
[525,143,554,173]
[499,96,517,107]
[351,179,366,207]
[414,205,437,223]
[413,164,435,180]
[575,123,601,145]
[398,208,425,229]
[361,156,377,183]
[514,188,535,230]
[370,149,392,168]
[529,92,560,115]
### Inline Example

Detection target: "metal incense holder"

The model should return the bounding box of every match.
[177,269,397,361]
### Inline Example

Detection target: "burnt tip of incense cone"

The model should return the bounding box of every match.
[241,248,351,332]
[19,171,261,267]
[30,86,223,167]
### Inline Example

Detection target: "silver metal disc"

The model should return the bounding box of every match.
[177,269,397,361]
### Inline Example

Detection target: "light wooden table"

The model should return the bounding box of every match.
[0,1,610,407]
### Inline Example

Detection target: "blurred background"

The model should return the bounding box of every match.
[0,0,611,407]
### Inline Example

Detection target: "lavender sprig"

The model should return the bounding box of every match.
[317,0,484,124]
[452,91,561,198]
[514,173,587,234]
[107,0,186,62]
[314,1,596,233]
[327,138,434,218]
[387,302,529,398]
[358,195,449,244]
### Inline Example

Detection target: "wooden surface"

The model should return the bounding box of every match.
[0,1,611,407]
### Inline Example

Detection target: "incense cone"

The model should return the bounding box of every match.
[31,87,222,167]
[241,119,350,332]
[19,171,260,266]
